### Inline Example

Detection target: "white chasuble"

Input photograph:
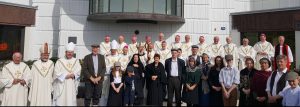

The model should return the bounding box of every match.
[29,60,54,106]
[53,57,81,106]
[0,62,31,106]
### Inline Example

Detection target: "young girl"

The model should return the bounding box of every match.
[107,62,124,106]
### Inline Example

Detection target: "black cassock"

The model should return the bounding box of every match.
[145,62,167,106]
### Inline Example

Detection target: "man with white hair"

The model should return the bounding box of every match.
[145,43,156,65]
[157,41,171,66]
[117,35,128,54]
[29,43,54,106]
[171,35,182,49]
[181,35,192,58]
[207,36,225,65]
[137,42,148,66]
[154,32,165,51]
[197,36,209,56]
[274,36,293,70]
[100,35,111,56]
[128,35,138,55]
[253,33,274,70]
[100,40,120,106]
[238,38,256,70]
[118,45,131,71]
[0,52,31,106]
[53,42,82,106]
[223,36,239,68]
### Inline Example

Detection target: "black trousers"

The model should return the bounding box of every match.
[167,77,182,106]
[84,81,102,106]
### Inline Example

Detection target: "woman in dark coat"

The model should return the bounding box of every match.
[251,58,272,106]
[239,58,257,106]
[127,54,145,105]
[107,62,124,106]
[182,57,202,106]
[145,54,167,106]
[208,56,224,106]
[199,53,212,106]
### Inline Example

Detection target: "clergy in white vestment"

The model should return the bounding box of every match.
[171,35,182,49]
[0,52,31,106]
[100,40,120,106]
[145,43,156,65]
[181,35,192,58]
[52,42,81,106]
[154,32,165,51]
[197,36,209,56]
[207,36,225,65]
[238,38,256,70]
[142,36,152,52]
[128,35,138,55]
[157,41,171,66]
[136,42,148,66]
[223,36,239,68]
[118,45,131,71]
[29,43,54,106]
[117,35,128,54]
[253,33,274,70]
[100,35,111,57]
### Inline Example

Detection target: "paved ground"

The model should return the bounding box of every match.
[77,98,187,106]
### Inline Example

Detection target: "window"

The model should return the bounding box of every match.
[124,0,138,12]
[109,0,123,12]
[89,0,183,17]
[139,0,154,13]
[0,25,23,60]
[154,0,166,14]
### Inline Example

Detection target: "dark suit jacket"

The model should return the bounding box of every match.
[82,53,106,82]
[164,57,186,81]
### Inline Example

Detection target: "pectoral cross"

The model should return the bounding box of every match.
[41,66,48,72]
[67,63,72,69]
[15,71,22,79]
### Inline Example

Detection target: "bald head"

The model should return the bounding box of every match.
[119,35,125,43]
[214,36,220,44]
[145,36,151,43]
[104,35,110,43]
[131,35,137,43]
[159,32,164,41]
[185,35,191,42]
[175,35,180,43]
[278,36,285,45]
[226,36,232,44]
[199,36,205,44]
[12,52,22,64]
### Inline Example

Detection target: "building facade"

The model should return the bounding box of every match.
[0,0,300,67]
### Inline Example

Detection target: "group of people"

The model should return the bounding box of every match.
[0,32,299,106]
